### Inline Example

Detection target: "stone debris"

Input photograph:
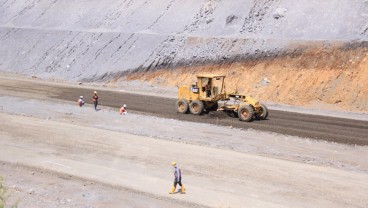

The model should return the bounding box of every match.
[28,188,34,194]
[273,7,287,19]
[226,15,238,25]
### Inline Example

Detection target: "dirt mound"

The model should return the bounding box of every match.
[122,41,368,112]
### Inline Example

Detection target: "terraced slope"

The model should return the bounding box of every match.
[0,0,367,110]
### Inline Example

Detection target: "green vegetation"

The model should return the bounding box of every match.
[0,176,18,208]
[0,176,5,208]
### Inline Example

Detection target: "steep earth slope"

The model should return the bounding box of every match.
[0,0,367,110]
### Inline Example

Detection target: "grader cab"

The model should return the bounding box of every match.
[176,74,268,122]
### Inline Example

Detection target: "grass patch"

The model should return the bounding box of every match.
[0,176,5,208]
[0,176,18,208]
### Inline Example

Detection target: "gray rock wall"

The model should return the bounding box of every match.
[0,0,367,80]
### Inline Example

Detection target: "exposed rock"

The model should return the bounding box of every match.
[28,188,34,194]
[335,100,342,104]
[260,77,270,86]
[226,15,238,25]
[273,8,287,19]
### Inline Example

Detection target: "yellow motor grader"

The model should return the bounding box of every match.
[176,74,268,122]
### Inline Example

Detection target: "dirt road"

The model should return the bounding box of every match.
[1,82,368,207]
[1,112,368,208]
[0,77,367,145]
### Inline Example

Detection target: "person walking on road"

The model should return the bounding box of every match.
[169,162,185,194]
[93,91,99,111]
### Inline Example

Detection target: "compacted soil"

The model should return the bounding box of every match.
[1,76,368,208]
[0,76,367,145]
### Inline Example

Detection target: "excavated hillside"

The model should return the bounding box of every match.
[0,0,367,111]
[124,41,368,111]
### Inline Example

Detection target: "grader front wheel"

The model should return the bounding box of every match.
[238,105,254,122]
[259,104,268,120]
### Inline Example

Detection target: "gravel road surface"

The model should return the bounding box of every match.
[1,77,367,145]
[1,77,368,207]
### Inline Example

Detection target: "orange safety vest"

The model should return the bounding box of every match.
[119,107,126,114]
[93,95,98,102]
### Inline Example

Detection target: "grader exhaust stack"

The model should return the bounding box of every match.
[176,74,268,122]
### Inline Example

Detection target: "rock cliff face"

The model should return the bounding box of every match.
[0,0,367,110]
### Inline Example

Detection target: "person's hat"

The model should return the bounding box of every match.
[80,96,83,99]
[123,104,127,107]
[171,161,177,166]
[94,91,97,94]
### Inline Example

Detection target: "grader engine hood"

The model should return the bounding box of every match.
[178,85,199,101]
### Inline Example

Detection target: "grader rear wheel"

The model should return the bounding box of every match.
[189,100,204,115]
[176,99,189,114]
[238,105,254,122]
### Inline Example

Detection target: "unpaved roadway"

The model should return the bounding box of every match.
[0,77,367,145]
[1,77,368,207]
[1,112,368,208]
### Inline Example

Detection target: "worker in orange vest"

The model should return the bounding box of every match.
[119,104,127,115]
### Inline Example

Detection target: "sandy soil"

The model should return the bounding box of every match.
[1,1,367,207]
[124,43,368,112]
[1,162,194,208]
[1,92,368,207]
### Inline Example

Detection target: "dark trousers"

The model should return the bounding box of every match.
[94,101,98,110]
[174,178,182,188]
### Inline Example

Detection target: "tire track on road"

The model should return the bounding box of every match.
[1,77,367,145]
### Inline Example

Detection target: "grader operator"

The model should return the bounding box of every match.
[175,74,268,122]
